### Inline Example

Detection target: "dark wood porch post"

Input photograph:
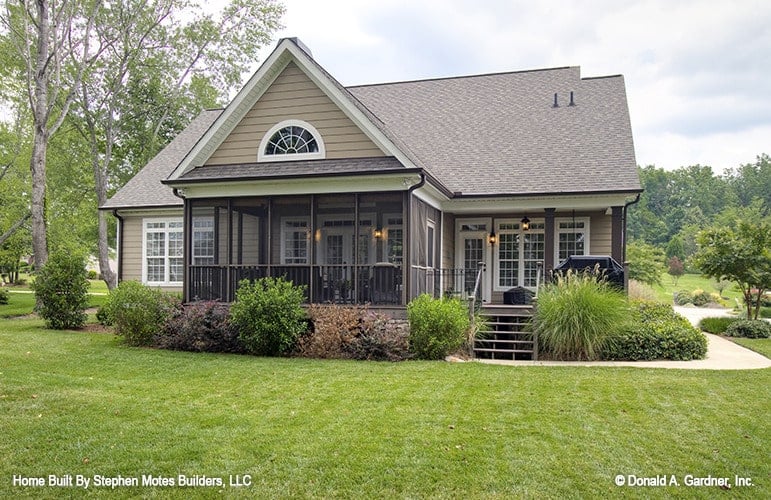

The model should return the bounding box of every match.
[544,208,555,272]
[611,206,624,262]
[183,198,191,303]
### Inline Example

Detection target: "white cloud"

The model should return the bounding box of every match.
[246,0,771,171]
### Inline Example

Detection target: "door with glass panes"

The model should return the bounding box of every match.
[455,219,492,302]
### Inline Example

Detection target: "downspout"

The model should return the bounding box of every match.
[112,210,124,283]
[405,172,426,305]
[172,188,188,302]
[622,193,641,262]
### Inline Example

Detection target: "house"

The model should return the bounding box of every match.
[102,37,641,313]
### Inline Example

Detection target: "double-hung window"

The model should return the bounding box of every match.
[143,219,183,285]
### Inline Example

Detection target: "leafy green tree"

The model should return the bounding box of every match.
[693,221,771,319]
[70,0,284,289]
[665,235,685,261]
[626,240,665,286]
[726,154,771,212]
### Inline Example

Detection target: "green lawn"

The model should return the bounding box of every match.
[1,319,769,498]
[651,273,743,305]
[0,280,109,318]
[732,338,771,359]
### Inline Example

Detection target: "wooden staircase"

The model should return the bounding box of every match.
[474,305,537,360]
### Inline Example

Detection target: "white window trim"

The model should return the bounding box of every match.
[142,217,183,286]
[492,218,545,292]
[554,217,590,265]
[280,216,310,265]
[258,119,326,162]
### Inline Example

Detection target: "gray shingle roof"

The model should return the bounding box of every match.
[348,68,640,195]
[175,157,407,182]
[102,109,222,209]
[106,42,640,208]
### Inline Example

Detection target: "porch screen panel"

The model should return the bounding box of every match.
[271,196,311,265]
[232,199,268,266]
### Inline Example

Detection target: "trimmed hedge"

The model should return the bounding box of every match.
[724,320,771,339]
[698,316,739,335]
[603,301,708,361]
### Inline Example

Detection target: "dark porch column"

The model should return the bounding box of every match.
[544,208,555,272]
[183,198,191,303]
[611,206,624,262]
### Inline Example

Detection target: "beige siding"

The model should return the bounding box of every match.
[122,216,143,282]
[119,214,183,293]
[205,62,385,165]
[589,211,612,255]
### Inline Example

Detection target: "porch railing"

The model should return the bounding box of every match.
[189,264,402,305]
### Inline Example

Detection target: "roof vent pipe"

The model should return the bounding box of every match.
[569,91,575,106]
[553,93,559,108]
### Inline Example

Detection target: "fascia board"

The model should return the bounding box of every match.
[175,173,423,199]
[442,193,637,213]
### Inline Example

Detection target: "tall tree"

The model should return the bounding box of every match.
[72,0,283,288]
[2,0,102,268]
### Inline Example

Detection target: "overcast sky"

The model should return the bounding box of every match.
[250,0,770,173]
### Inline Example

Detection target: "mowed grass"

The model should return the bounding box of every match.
[0,280,109,318]
[1,319,769,499]
[732,338,771,359]
[651,273,742,305]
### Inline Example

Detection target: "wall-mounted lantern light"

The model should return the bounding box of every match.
[521,216,530,231]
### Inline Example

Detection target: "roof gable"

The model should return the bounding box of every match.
[203,61,385,165]
[167,38,419,181]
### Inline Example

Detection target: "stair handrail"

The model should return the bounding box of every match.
[467,262,486,356]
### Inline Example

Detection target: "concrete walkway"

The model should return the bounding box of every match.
[476,306,771,370]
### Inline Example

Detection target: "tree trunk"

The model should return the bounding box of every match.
[97,207,117,290]
[30,132,48,269]
[29,0,51,269]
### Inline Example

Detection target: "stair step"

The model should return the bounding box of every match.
[473,348,534,354]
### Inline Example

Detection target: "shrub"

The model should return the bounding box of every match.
[106,281,180,346]
[407,294,470,360]
[0,287,8,305]
[299,304,360,358]
[31,252,90,329]
[698,316,739,334]
[87,270,98,280]
[230,277,307,356]
[761,307,771,319]
[691,289,711,306]
[96,304,114,326]
[603,301,707,360]
[157,301,244,353]
[532,269,629,361]
[297,304,410,361]
[673,290,693,306]
[345,315,411,361]
[724,320,771,339]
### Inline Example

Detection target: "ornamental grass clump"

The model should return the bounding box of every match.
[532,269,629,361]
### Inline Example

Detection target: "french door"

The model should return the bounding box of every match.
[455,218,492,303]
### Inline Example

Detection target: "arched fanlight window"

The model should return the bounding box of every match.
[258,120,325,162]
